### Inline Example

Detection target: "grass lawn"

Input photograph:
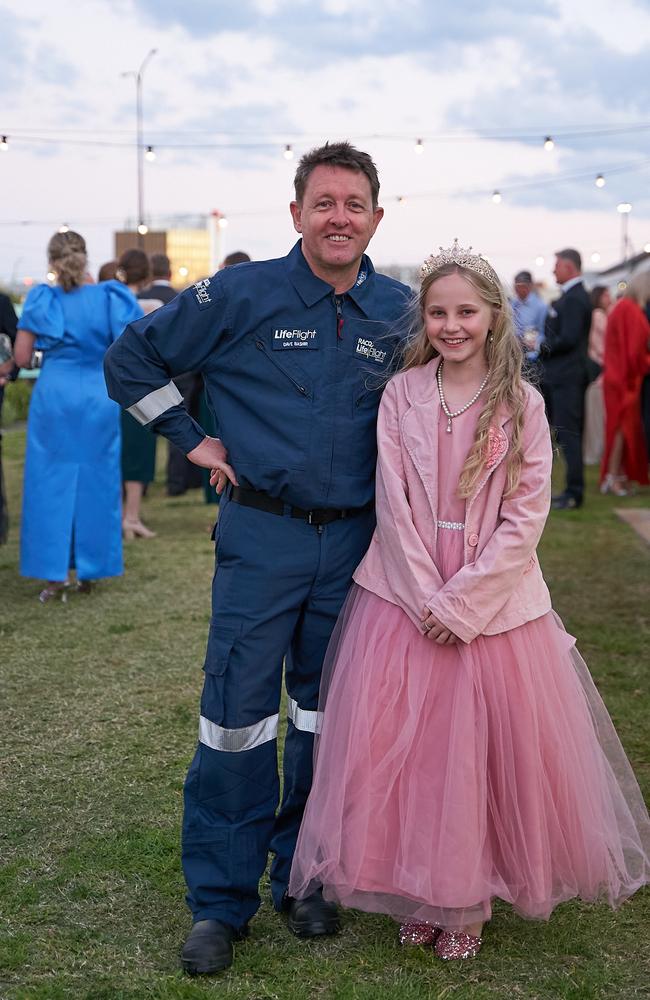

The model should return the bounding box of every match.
[1,426,649,1000]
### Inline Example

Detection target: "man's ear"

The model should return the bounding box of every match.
[371,206,384,235]
[290,200,302,234]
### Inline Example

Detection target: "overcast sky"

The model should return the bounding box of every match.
[2,0,650,288]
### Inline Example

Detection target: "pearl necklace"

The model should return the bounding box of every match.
[436,360,490,433]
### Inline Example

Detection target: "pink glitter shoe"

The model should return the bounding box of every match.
[398,921,441,947]
[434,930,482,960]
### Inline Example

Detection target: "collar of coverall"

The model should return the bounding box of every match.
[287,239,376,313]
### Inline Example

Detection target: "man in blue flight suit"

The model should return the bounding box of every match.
[104,141,411,976]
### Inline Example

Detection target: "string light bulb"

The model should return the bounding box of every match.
[414,138,424,155]
[217,216,228,229]
[595,174,605,188]
[145,145,156,162]
[544,136,554,151]
[644,243,650,254]
[58,224,70,233]
[178,266,189,277]
[617,202,632,214]
[491,190,502,204]
[0,135,8,152]
[137,223,148,235]
[591,252,601,264]
[283,144,294,160]
[46,271,56,282]
[535,256,545,267]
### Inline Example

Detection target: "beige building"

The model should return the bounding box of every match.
[115,215,226,288]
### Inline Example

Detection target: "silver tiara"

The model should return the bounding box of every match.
[421,239,499,286]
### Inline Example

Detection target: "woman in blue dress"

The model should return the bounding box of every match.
[14,230,142,601]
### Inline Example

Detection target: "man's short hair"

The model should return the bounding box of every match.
[556,248,582,271]
[98,261,118,283]
[223,251,251,267]
[293,141,380,208]
[514,270,533,284]
[150,253,171,278]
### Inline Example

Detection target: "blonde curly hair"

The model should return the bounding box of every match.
[399,261,527,498]
[47,231,87,292]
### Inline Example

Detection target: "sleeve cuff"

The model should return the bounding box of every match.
[149,406,207,455]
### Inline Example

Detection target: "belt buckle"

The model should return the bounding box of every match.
[307,510,315,525]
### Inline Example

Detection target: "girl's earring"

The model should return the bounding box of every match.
[489,332,494,343]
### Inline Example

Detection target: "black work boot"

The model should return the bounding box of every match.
[180,919,247,975]
[285,890,340,938]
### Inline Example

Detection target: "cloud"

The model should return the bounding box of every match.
[0,6,29,95]
[162,102,300,170]
[131,0,557,61]
[33,44,79,85]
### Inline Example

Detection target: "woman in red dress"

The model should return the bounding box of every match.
[600,272,650,494]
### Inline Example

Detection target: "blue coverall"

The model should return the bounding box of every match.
[104,240,410,930]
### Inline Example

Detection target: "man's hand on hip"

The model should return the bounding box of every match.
[186,437,239,494]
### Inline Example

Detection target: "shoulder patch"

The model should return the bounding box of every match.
[193,278,212,309]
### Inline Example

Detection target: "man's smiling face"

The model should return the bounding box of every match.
[290,165,383,292]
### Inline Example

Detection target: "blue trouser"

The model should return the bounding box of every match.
[181,494,375,930]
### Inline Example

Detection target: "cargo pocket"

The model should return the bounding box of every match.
[201,625,238,726]
[203,625,237,677]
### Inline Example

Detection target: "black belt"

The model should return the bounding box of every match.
[230,486,372,526]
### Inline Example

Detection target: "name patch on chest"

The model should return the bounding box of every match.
[272,328,319,350]
[355,337,387,364]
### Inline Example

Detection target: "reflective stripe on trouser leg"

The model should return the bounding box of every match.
[287,697,320,734]
[199,712,279,752]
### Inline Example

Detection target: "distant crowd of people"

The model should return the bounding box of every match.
[1,232,649,597]
[0,233,250,599]
[510,252,650,508]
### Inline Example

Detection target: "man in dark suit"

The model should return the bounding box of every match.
[541,248,593,510]
[138,254,202,496]
[139,253,178,308]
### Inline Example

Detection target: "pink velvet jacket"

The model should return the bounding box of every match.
[353,358,553,643]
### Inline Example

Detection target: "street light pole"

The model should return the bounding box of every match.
[617,202,632,262]
[122,48,157,247]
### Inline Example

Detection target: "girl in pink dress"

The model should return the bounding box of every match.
[289,242,650,961]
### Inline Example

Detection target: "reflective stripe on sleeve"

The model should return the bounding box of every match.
[127,380,183,425]
[287,697,320,734]
[199,713,279,753]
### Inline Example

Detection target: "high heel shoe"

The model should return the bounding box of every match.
[600,474,628,497]
[38,581,70,604]
[434,929,483,960]
[122,519,156,540]
[398,921,441,946]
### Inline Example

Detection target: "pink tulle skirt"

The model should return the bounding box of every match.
[289,585,650,929]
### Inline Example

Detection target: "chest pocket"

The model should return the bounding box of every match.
[224,336,314,471]
[334,366,384,480]
[254,338,312,398]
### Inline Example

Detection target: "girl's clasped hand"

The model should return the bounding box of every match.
[420,608,457,643]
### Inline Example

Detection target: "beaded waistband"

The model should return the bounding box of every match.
[437,520,465,531]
